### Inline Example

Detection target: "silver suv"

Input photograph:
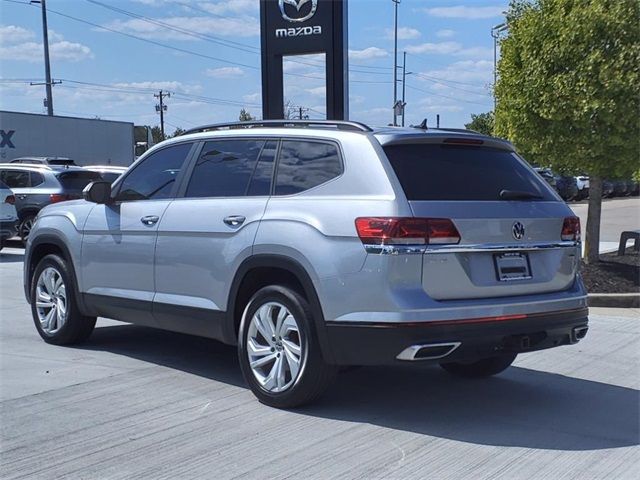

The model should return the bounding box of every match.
[23,121,588,407]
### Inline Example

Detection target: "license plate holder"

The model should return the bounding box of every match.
[494,252,532,281]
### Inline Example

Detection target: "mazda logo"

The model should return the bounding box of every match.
[279,0,318,23]
[512,222,526,240]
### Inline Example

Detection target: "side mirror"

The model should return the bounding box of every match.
[83,181,112,204]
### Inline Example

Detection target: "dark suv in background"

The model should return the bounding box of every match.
[0,164,101,241]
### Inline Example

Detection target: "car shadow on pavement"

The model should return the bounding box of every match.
[83,323,639,452]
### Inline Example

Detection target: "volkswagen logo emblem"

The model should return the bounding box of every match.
[279,0,318,23]
[512,222,526,240]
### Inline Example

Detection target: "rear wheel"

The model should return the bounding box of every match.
[31,254,96,345]
[19,214,36,243]
[440,353,517,378]
[238,286,337,408]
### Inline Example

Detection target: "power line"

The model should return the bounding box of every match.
[411,73,491,97]
[406,84,490,106]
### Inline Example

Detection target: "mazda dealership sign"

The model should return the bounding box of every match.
[260,0,348,120]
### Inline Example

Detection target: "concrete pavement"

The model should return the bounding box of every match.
[1,246,638,479]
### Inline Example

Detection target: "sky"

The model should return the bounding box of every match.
[0,0,509,132]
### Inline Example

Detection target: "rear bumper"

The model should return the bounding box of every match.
[325,307,589,365]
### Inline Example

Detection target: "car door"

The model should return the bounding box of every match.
[81,142,196,326]
[153,138,277,339]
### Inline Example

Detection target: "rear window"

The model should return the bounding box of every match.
[383,144,555,201]
[56,171,101,191]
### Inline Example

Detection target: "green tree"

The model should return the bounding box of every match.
[169,127,185,137]
[495,0,640,263]
[465,112,494,136]
[239,108,255,121]
[150,126,163,144]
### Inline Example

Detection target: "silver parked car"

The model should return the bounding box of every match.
[23,120,588,407]
[0,164,102,242]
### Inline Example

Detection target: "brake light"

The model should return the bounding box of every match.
[561,216,581,241]
[355,217,461,245]
[443,138,484,145]
[49,194,71,203]
[4,195,15,205]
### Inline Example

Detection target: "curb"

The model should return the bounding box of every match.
[588,293,640,308]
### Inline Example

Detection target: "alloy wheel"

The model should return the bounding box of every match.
[35,267,68,334]
[247,301,303,393]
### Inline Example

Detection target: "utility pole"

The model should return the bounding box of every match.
[392,0,401,126]
[154,90,170,140]
[30,0,54,115]
[297,106,309,120]
[401,51,407,127]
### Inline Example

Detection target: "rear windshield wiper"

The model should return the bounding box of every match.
[499,189,544,200]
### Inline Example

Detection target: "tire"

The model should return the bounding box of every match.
[30,254,96,345]
[238,285,337,408]
[19,214,36,243]
[440,353,517,378]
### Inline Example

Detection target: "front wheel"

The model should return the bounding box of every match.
[31,254,96,345]
[238,286,337,408]
[440,353,517,378]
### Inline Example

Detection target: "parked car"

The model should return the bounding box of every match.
[554,175,579,201]
[0,164,102,242]
[624,180,636,196]
[9,157,77,167]
[534,167,556,189]
[83,165,128,184]
[602,179,615,198]
[0,180,18,250]
[574,175,589,200]
[23,120,588,408]
[630,180,640,196]
[611,179,628,197]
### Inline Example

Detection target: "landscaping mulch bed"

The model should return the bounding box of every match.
[581,250,640,294]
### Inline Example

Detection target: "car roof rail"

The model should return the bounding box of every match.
[181,120,373,135]
[0,162,54,170]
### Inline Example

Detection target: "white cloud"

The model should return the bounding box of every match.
[417,60,493,86]
[199,0,259,15]
[384,27,421,40]
[104,15,259,40]
[205,66,245,78]
[242,92,261,103]
[454,46,494,59]
[306,86,326,97]
[349,47,388,61]
[435,29,455,39]
[0,25,34,44]
[0,26,93,63]
[405,41,461,55]
[422,5,505,20]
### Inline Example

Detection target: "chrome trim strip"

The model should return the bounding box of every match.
[396,342,461,361]
[425,241,580,254]
[364,241,579,255]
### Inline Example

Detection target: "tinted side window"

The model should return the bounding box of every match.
[247,140,277,196]
[185,139,264,198]
[117,143,192,201]
[30,172,44,187]
[1,170,30,188]
[275,141,342,195]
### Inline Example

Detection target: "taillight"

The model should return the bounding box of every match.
[355,217,460,245]
[4,195,15,205]
[49,194,71,203]
[561,216,581,241]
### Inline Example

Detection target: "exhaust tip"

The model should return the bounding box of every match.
[572,325,588,342]
[397,342,461,361]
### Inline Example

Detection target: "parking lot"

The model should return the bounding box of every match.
[1,226,639,479]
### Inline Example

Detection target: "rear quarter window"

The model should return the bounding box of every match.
[383,144,555,201]
[56,171,102,191]
[275,140,342,195]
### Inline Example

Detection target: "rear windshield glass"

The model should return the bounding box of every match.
[56,171,101,191]
[383,144,555,201]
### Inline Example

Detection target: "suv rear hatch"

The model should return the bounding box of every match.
[382,138,579,300]
[55,170,102,199]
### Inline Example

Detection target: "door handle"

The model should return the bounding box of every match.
[223,215,246,227]
[140,215,159,226]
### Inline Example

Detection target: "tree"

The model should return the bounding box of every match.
[169,127,185,137]
[239,108,255,122]
[465,112,494,136]
[150,126,163,144]
[495,0,640,263]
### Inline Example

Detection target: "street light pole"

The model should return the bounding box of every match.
[392,0,400,126]
[31,0,54,115]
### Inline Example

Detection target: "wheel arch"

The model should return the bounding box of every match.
[225,254,335,364]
